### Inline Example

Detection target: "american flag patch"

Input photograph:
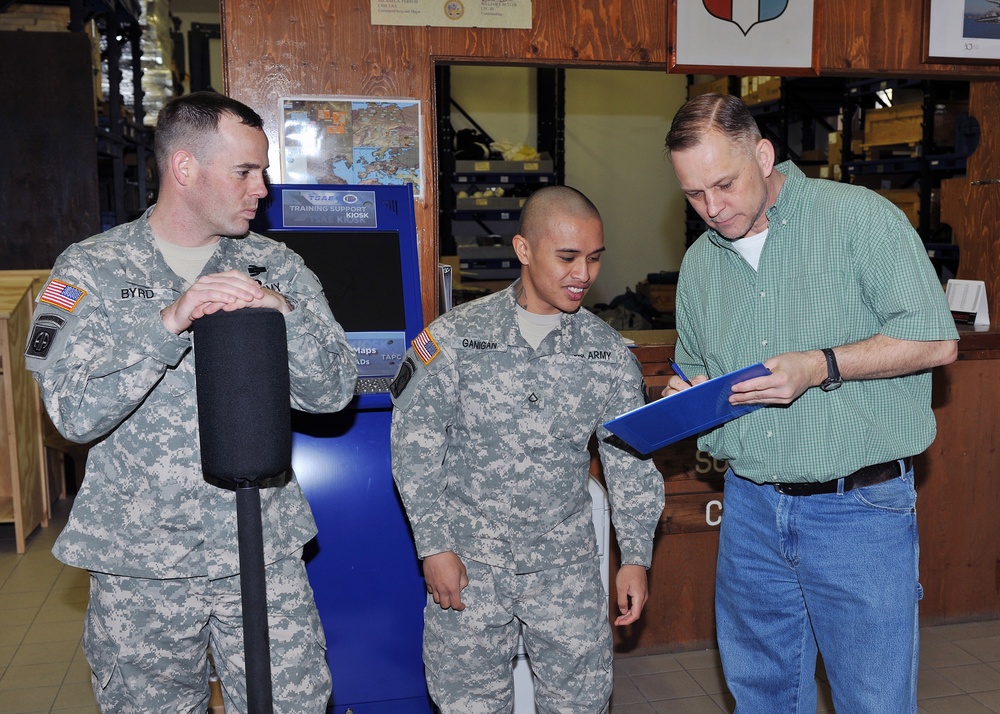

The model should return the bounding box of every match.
[412,328,440,365]
[39,279,87,312]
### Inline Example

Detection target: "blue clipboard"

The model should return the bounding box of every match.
[603,363,771,454]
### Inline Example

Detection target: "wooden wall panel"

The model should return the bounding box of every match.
[918,357,1000,622]
[223,0,666,322]
[939,82,1000,325]
[820,0,1000,77]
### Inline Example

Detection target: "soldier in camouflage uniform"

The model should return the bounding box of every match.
[390,186,665,713]
[24,92,357,713]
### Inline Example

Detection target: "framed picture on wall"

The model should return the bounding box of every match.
[278,96,423,198]
[668,0,820,75]
[925,0,1000,63]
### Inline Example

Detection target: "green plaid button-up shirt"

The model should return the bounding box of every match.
[674,162,958,484]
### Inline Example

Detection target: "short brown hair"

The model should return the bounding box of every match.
[155,91,264,174]
[665,93,761,156]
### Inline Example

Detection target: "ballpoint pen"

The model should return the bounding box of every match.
[667,357,694,387]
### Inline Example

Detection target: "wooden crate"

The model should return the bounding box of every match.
[862,101,967,149]
[875,188,920,228]
[0,275,48,553]
[756,78,782,103]
[636,280,677,313]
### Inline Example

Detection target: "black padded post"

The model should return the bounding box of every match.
[195,308,291,486]
[194,308,291,714]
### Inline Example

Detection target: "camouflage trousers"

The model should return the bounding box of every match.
[83,551,332,713]
[423,556,612,714]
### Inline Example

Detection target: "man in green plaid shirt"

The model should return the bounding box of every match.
[663,93,958,713]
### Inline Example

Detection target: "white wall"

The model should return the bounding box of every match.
[564,69,688,307]
[449,66,538,149]
[448,65,689,308]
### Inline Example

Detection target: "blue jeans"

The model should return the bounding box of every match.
[716,464,920,713]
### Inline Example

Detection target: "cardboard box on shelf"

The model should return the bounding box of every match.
[819,165,843,181]
[756,78,782,104]
[636,281,677,314]
[743,76,779,105]
[689,76,730,99]
[828,131,842,165]
[454,195,527,212]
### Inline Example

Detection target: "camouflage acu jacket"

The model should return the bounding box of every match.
[390,283,664,574]
[25,207,357,579]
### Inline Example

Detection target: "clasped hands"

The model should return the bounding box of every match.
[161,269,291,335]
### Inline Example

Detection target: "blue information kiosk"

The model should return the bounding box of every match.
[254,184,433,713]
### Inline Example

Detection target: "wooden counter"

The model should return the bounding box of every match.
[607,326,1000,655]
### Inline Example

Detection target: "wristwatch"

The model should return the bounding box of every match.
[820,348,843,392]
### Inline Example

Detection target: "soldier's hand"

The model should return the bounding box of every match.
[161,270,291,335]
[422,551,469,611]
[614,564,649,626]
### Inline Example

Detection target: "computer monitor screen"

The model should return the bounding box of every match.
[275,230,405,334]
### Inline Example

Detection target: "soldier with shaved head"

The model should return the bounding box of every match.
[389,185,664,712]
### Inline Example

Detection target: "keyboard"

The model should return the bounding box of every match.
[355,377,392,394]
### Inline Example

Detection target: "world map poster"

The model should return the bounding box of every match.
[280,97,422,197]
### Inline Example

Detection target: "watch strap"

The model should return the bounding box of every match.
[820,347,842,391]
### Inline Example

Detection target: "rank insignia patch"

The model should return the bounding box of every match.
[39,279,86,312]
[412,328,440,365]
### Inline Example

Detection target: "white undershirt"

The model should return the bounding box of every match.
[730,228,768,271]
[154,236,220,284]
[516,304,561,349]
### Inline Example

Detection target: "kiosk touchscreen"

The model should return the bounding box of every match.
[253,183,424,410]
[252,184,432,713]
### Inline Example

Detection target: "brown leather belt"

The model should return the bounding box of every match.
[769,457,912,496]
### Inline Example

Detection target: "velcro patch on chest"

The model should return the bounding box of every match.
[584,348,617,362]
[456,336,504,351]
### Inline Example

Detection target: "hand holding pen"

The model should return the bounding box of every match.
[663,357,706,397]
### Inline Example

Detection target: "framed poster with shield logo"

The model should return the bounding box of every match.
[668,0,821,75]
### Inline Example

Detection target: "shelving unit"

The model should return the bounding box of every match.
[436,66,565,289]
[841,78,974,246]
[746,76,848,166]
[681,75,976,272]
[91,0,156,229]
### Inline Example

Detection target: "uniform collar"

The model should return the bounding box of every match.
[498,280,590,355]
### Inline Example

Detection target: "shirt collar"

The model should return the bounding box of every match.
[705,160,804,251]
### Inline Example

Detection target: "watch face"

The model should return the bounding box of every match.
[820,378,843,392]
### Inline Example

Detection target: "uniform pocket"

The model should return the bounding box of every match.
[83,599,120,689]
